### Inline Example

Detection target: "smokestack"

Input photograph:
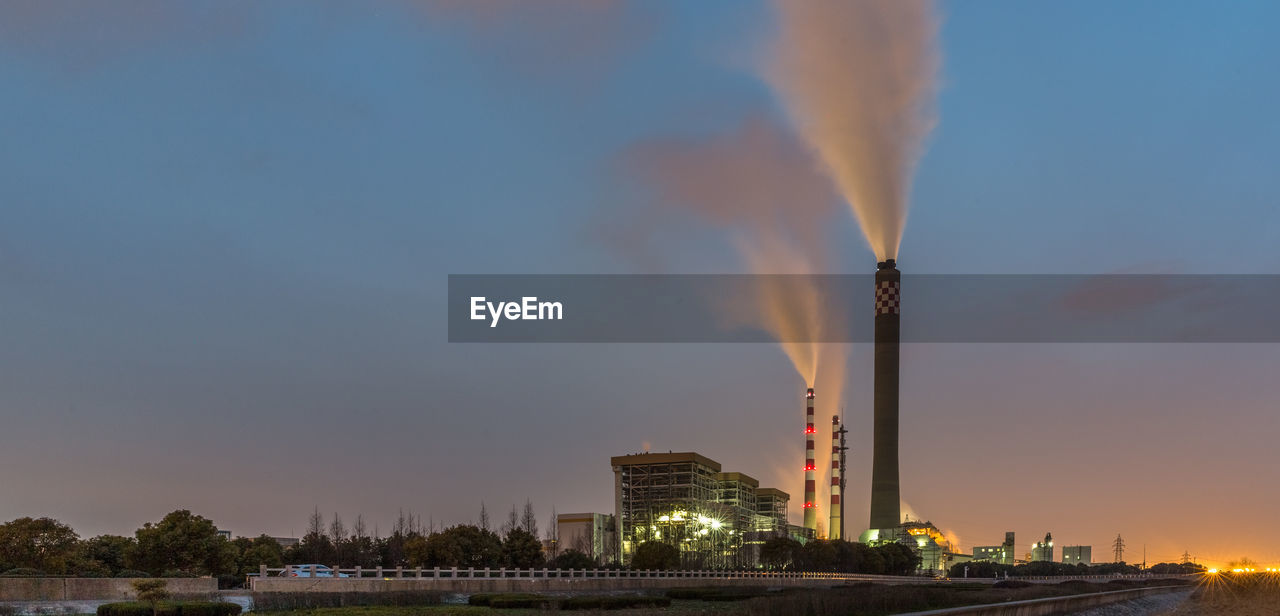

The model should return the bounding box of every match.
[804,387,816,531]
[829,415,841,540]
[869,259,901,532]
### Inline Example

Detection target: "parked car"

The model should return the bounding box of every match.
[280,564,349,578]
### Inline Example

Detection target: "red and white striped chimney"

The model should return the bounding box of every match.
[803,387,816,532]
[830,415,842,540]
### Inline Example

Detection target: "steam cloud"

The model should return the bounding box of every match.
[767,0,940,261]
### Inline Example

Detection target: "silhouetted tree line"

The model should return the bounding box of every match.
[947,559,1204,578]
[0,500,589,583]
[756,537,922,576]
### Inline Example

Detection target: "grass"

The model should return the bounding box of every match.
[1164,572,1280,615]
[251,578,1190,616]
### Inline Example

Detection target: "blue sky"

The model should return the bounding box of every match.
[1,1,1278,566]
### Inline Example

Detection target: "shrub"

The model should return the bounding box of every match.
[467,594,494,606]
[249,591,442,611]
[0,604,17,616]
[96,603,240,616]
[486,594,554,609]
[560,595,671,610]
[666,587,768,601]
[992,580,1032,589]
[1,568,46,577]
[116,571,152,578]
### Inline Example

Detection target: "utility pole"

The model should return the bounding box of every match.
[1112,534,1125,563]
[1180,551,1192,565]
[836,410,849,542]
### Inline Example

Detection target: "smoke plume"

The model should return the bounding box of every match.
[767,0,940,261]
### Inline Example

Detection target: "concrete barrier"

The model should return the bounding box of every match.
[0,578,217,601]
[898,585,1189,616]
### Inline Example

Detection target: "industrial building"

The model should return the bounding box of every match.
[895,518,967,574]
[973,532,1017,565]
[1062,545,1092,565]
[611,451,793,568]
[1032,532,1055,562]
[555,512,617,564]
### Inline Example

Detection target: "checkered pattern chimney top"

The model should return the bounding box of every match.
[875,280,900,315]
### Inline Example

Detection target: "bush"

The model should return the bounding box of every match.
[1,568,46,577]
[116,570,152,578]
[630,542,680,570]
[0,604,17,616]
[487,594,554,609]
[96,602,241,616]
[216,575,242,590]
[666,587,768,601]
[160,571,198,578]
[249,591,442,611]
[992,580,1032,589]
[560,595,671,610]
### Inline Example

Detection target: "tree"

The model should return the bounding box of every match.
[128,510,234,576]
[329,514,349,567]
[78,535,134,576]
[797,540,838,571]
[520,500,539,539]
[0,517,81,574]
[132,578,169,616]
[550,550,595,570]
[408,525,503,568]
[543,507,559,559]
[502,506,519,537]
[478,503,491,533]
[875,542,921,576]
[630,541,679,570]
[289,508,336,565]
[759,537,800,571]
[349,516,377,568]
[502,528,544,568]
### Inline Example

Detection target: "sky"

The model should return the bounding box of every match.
[1,0,1279,569]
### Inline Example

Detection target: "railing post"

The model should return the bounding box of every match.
[451,567,458,578]
[415,567,422,578]
[468,567,474,578]
[259,564,268,578]
[396,566,403,579]
[354,566,362,578]
[376,566,383,578]
[309,565,318,577]
[433,566,440,578]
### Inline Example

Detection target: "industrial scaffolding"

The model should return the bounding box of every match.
[612,452,789,569]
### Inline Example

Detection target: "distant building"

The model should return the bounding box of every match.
[273,537,300,549]
[556,513,617,563]
[900,519,966,574]
[216,529,231,540]
[1062,545,1091,565]
[973,532,1016,565]
[1031,532,1055,562]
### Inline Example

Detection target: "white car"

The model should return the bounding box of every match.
[281,564,349,578]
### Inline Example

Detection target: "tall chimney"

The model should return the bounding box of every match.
[803,387,816,532]
[829,415,841,540]
[869,259,901,532]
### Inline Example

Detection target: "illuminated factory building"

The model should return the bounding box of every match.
[611,452,797,567]
[1062,545,1092,565]
[892,518,967,574]
[1032,532,1055,562]
[973,532,1017,565]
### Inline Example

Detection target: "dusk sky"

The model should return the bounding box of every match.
[2,1,1279,569]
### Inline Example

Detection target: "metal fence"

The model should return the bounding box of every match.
[254,565,925,581]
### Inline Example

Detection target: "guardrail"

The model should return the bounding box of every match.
[253,565,924,582]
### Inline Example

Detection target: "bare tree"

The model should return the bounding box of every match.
[307,507,325,537]
[521,499,539,538]
[479,502,491,532]
[502,505,519,537]
[330,513,348,567]
[544,506,560,558]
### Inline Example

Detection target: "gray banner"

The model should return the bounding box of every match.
[448,274,1280,343]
